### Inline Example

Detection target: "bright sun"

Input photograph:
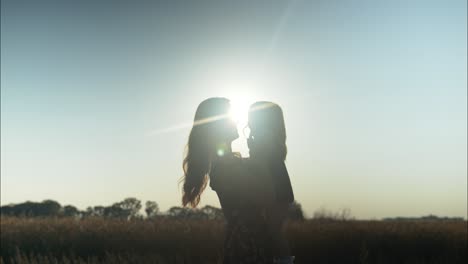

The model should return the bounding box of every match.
[229,97,251,126]
[229,96,254,156]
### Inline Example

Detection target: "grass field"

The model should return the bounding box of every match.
[0,216,466,264]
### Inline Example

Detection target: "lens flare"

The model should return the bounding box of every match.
[217,148,225,157]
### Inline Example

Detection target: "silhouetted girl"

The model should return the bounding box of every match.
[246,101,295,264]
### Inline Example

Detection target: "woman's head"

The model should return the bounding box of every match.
[182,97,238,207]
[248,101,287,161]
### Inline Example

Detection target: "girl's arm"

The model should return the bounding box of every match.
[269,159,294,204]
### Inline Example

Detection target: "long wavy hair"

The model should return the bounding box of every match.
[181,97,233,208]
[248,101,287,161]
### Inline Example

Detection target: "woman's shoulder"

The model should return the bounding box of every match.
[209,153,244,190]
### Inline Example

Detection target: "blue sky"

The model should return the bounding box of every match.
[1,0,466,219]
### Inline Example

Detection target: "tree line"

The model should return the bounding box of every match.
[0,198,305,221]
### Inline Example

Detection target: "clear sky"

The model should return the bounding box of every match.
[1,0,466,219]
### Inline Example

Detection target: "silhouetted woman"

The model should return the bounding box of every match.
[181,97,271,264]
[246,101,295,264]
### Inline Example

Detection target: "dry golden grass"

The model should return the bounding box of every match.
[1,216,466,264]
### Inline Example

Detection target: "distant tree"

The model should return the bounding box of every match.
[0,204,15,216]
[168,206,193,219]
[145,201,159,218]
[0,200,62,217]
[383,215,465,221]
[38,200,62,216]
[168,206,184,217]
[313,206,354,221]
[120,197,142,218]
[313,207,331,220]
[337,208,353,221]
[93,206,106,217]
[103,204,126,218]
[81,206,115,219]
[77,198,142,220]
[288,200,305,221]
[104,197,143,220]
[14,201,39,217]
[165,205,223,220]
[81,206,106,218]
[200,205,223,220]
[82,206,94,218]
[62,205,80,217]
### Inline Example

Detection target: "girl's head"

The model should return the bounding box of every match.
[182,97,238,207]
[248,101,287,161]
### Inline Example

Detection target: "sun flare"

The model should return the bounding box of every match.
[229,97,251,126]
[228,95,254,157]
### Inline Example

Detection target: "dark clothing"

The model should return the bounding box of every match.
[247,137,294,205]
[246,156,293,257]
[210,155,273,264]
[221,210,271,264]
[269,159,294,204]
